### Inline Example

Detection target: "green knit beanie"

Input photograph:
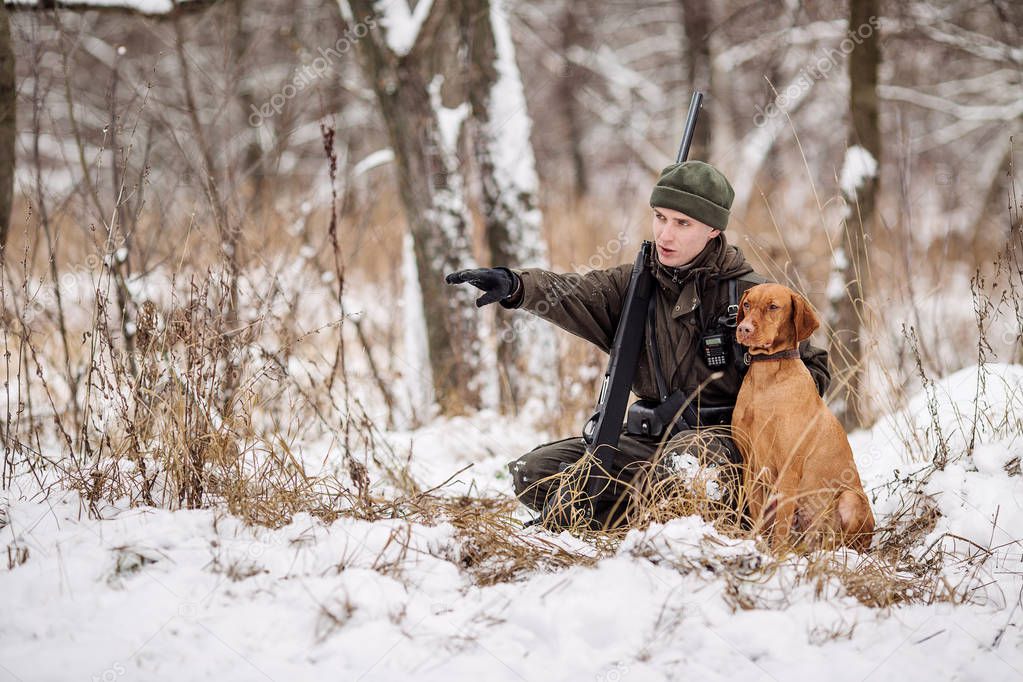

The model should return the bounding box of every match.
[649,160,734,231]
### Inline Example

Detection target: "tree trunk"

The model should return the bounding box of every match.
[556,4,588,198]
[679,0,712,161]
[346,0,483,414]
[229,0,265,204]
[458,0,559,417]
[829,0,881,429]
[0,2,14,253]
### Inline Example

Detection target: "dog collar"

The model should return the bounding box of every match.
[744,348,801,364]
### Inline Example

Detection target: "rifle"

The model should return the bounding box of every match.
[554,92,705,525]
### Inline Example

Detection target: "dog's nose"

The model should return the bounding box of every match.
[737,321,754,336]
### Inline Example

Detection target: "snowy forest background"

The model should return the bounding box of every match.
[1,0,1022,680]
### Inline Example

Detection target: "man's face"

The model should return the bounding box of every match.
[651,206,721,267]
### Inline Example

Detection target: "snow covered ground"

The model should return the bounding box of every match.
[2,364,1022,681]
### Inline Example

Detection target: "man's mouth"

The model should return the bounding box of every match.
[657,244,676,257]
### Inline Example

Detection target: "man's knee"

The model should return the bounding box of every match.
[507,437,586,507]
[656,427,743,508]
[661,427,738,467]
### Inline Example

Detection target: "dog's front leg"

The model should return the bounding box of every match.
[744,463,774,532]
[769,465,801,553]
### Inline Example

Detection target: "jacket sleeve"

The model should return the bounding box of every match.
[799,340,831,397]
[500,264,632,353]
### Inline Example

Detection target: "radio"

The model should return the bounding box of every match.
[702,332,729,368]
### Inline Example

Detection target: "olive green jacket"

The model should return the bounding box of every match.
[501,235,830,407]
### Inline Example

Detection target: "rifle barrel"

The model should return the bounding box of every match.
[675,91,704,163]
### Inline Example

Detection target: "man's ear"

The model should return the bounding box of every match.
[791,292,820,341]
[736,290,750,326]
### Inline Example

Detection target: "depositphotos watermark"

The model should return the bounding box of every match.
[248,15,377,128]
[753,16,881,128]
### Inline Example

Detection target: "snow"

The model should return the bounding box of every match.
[865,363,1023,461]
[726,66,820,206]
[486,0,542,249]
[826,245,848,302]
[429,75,469,154]
[478,0,559,416]
[839,145,878,199]
[852,363,1023,560]
[399,231,435,427]
[372,0,435,57]
[352,148,394,177]
[3,364,1022,680]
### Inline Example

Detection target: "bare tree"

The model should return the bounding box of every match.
[0,0,218,253]
[554,3,589,198]
[0,2,13,251]
[342,0,485,414]
[458,0,558,416]
[229,0,265,204]
[678,0,711,161]
[829,0,881,428]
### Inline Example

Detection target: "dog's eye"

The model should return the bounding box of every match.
[768,303,779,311]
[743,302,750,311]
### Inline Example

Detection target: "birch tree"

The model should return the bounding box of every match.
[340,0,485,415]
[458,0,558,416]
[340,0,560,416]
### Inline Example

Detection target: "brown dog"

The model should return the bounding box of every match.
[731,283,874,552]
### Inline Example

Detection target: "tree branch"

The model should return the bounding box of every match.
[5,0,217,20]
[879,84,1023,121]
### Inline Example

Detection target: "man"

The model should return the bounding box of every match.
[446,161,830,528]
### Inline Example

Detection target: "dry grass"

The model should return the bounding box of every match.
[2,134,1021,619]
[417,494,599,586]
[2,228,1017,610]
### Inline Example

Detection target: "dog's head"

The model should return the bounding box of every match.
[735,283,820,354]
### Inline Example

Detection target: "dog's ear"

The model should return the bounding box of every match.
[736,289,751,326]
[791,291,820,341]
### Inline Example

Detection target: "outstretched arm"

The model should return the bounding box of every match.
[447,264,633,353]
[498,265,633,353]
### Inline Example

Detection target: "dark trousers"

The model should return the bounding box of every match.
[507,428,738,527]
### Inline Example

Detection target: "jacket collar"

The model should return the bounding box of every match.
[653,238,723,319]
[650,235,756,320]
[652,237,722,291]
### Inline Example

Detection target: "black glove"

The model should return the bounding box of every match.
[445,267,520,307]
